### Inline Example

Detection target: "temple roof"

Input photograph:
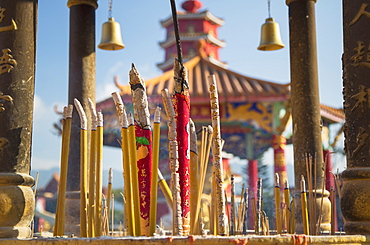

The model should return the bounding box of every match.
[115,55,290,104]
[320,104,344,124]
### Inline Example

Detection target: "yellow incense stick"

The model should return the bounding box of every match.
[112,92,135,236]
[158,169,173,208]
[301,175,309,235]
[54,105,73,236]
[95,112,104,236]
[189,119,198,235]
[274,173,282,234]
[107,168,113,235]
[284,180,291,233]
[74,99,88,237]
[87,98,97,237]
[128,113,141,236]
[150,106,161,236]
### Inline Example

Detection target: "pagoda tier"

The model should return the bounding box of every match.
[158,2,226,72]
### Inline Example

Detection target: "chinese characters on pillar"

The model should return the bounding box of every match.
[0,7,17,150]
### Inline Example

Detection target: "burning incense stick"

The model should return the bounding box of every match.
[54,105,73,236]
[189,118,198,234]
[130,64,152,236]
[274,173,282,234]
[95,111,104,236]
[208,74,227,235]
[87,98,97,237]
[74,99,88,237]
[161,88,183,236]
[301,175,309,235]
[128,112,141,236]
[150,106,161,236]
[112,91,134,236]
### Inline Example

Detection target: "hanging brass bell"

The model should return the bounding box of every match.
[98,17,125,51]
[257,18,284,51]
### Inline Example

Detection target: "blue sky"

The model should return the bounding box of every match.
[32,1,344,186]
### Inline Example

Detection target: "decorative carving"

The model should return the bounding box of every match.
[350,3,370,26]
[0,7,17,32]
[352,127,369,157]
[0,49,17,74]
[0,92,13,112]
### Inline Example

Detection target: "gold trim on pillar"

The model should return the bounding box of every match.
[67,0,98,9]
[286,0,317,5]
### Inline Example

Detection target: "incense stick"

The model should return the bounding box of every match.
[230,175,235,235]
[86,98,97,237]
[54,105,73,236]
[284,180,291,233]
[158,169,173,208]
[150,106,161,236]
[274,173,282,234]
[107,168,113,235]
[161,88,183,236]
[189,118,199,234]
[95,111,104,236]
[208,74,227,235]
[301,175,309,235]
[111,91,134,235]
[74,99,88,237]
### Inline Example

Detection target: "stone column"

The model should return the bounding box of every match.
[341,0,370,234]
[0,0,37,238]
[65,0,97,235]
[286,0,330,233]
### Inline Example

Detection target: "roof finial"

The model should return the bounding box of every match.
[181,0,202,13]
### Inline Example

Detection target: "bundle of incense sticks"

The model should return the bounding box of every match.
[162,88,183,236]
[129,64,152,236]
[111,91,136,236]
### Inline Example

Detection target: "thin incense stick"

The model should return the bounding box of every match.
[189,119,199,234]
[330,186,336,235]
[87,98,97,237]
[54,105,73,236]
[230,175,235,235]
[301,175,309,235]
[107,168,113,235]
[284,180,291,233]
[242,188,249,235]
[256,178,263,235]
[208,74,227,235]
[74,99,88,237]
[158,169,173,208]
[130,64,152,236]
[150,106,161,236]
[128,113,141,236]
[112,91,134,235]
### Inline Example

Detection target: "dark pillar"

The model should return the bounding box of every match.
[341,0,370,234]
[286,0,330,233]
[66,0,97,235]
[0,0,37,238]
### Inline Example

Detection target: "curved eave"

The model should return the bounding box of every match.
[159,33,225,49]
[161,10,225,28]
[320,104,345,124]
